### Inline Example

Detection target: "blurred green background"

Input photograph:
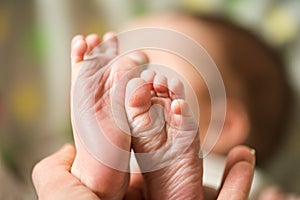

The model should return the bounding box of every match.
[0,0,299,199]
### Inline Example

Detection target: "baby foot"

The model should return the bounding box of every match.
[125,69,203,200]
[70,33,148,199]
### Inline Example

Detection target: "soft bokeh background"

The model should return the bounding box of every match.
[0,0,299,199]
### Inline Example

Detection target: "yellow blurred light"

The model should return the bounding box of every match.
[9,82,42,124]
[263,6,298,46]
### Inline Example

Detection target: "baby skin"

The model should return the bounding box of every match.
[70,33,202,200]
[70,33,148,200]
[126,70,203,200]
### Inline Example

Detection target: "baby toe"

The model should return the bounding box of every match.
[153,74,169,98]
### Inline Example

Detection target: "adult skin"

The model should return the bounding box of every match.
[32,144,255,200]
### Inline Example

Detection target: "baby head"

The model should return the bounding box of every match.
[125,11,293,166]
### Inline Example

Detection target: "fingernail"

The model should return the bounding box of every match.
[129,53,148,65]
[250,148,256,155]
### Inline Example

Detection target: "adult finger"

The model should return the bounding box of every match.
[217,145,255,200]
[32,144,76,195]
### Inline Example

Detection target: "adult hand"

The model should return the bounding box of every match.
[32,145,255,200]
[32,144,100,200]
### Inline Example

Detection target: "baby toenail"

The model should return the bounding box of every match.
[129,53,148,65]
